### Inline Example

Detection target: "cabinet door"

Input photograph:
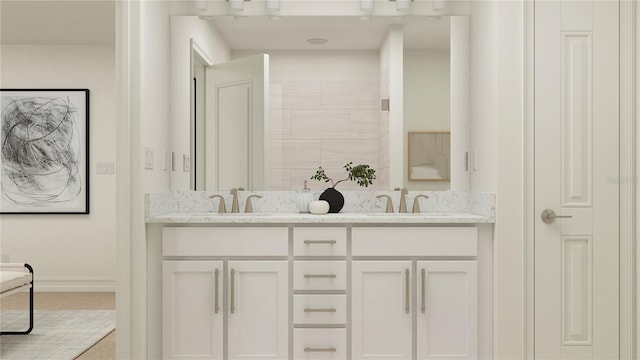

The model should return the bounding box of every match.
[352,261,412,360]
[163,261,223,359]
[416,261,477,359]
[228,261,288,360]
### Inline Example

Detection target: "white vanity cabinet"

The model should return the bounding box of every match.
[416,261,477,359]
[159,224,480,360]
[163,260,224,359]
[352,261,413,359]
[351,227,478,360]
[162,227,289,360]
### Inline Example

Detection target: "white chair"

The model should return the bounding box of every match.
[0,263,34,335]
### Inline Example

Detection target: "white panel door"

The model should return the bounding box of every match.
[228,261,288,360]
[535,1,619,358]
[416,261,477,360]
[163,261,223,360]
[352,261,412,360]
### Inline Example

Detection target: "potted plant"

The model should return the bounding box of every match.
[310,162,376,213]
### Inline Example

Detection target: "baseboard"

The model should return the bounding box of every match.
[35,277,116,292]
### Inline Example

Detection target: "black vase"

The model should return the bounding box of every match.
[319,187,344,213]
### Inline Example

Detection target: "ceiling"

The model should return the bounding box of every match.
[1,0,115,45]
[210,15,450,51]
[0,0,449,50]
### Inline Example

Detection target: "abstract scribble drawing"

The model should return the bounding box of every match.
[1,96,82,208]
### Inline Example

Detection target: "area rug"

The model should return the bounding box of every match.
[0,310,115,359]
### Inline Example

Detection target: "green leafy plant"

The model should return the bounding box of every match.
[310,162,376,188]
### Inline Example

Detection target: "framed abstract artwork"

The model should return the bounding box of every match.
[0,89,89,214]
[408,131,450,181]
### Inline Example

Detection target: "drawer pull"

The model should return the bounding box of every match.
[304,308,337,313]
[230,268,235,314]
[304,274,337,279]
[405,269,410,314]
[214,268,220,314]
[304,240,337,245]
[304,347,337,353]
[421,268,426,314]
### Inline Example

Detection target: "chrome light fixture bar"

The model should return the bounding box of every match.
[266,0,280,11]
[228,0,246,11]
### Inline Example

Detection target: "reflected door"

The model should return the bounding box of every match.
[534,1,619,358]
[206,55,269,190]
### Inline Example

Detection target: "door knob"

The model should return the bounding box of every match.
[541,209,573,224]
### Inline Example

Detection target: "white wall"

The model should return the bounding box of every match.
[141,2,172,193]
[0,45,116,291]
[403,50,450,190]
[470,1,525,359]
[382,26,404,190]
[170,16,231,190]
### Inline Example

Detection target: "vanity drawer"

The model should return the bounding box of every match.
[294,261,347,290]
[294,295,347,324]
[294,329,346,359]
[162,227,288,256]
[294,227,347,257]
[352,227,477,257]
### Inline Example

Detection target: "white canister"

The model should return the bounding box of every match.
[296,180,313,213]
[309,200,330,215]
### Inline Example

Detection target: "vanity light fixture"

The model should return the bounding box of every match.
[432,0,447,12]
[228,0,245,11]
[360,0,374,11]
[394,0,412,11]
[266,0,280,11]
[192,0,207,11]
[307,38,328,45]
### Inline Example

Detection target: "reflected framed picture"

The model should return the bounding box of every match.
[408,131,450,181]
[0,89,89,214]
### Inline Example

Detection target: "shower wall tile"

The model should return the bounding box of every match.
[321,81,379,109]
[350,109,380,139]
[269,109,291,138]
[282,83,321,109]
[291,109,350,138]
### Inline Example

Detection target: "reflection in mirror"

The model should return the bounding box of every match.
[187,15,469,191]
[408,131,451,181]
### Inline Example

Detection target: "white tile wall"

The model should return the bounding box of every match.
[269,80,386,190]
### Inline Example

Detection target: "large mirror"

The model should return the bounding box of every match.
[181,9,470,192]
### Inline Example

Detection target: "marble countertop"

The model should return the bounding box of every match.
[146,211,493,224]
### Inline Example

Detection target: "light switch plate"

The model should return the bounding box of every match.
[144,147,154,169]
[164,150,171,171]
[183,154,190,172]
[96,161,115,175]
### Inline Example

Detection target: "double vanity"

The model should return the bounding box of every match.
[145,190,494,360]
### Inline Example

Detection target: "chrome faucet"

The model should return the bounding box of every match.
[412,195,430,213]
[244,195,262,213]
[376,195,394,213]
[208,194,227,213]
[230,188,244,213]
[394,188,409,213]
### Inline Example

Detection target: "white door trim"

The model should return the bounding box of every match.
[524,1,636,358]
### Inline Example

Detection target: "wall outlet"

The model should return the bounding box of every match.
[144,147,154,170]
[183,154,190,172]
[96,161,115,175]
